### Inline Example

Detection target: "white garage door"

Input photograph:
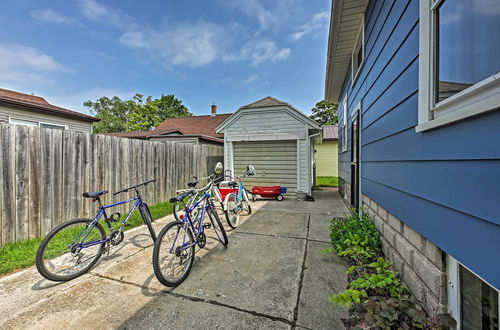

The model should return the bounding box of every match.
[233,140,297,193]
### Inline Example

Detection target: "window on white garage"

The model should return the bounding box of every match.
[417,0,500,132]
[40,122,66,130]
[9,118,38,127]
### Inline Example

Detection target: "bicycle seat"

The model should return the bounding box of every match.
[187,180,198,188]
[228,181,238,187]
[169,190,194,203]
[82,190,108,199]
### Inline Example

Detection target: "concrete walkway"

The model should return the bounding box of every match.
[0,191,350,330]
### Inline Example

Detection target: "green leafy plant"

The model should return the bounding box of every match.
[330,289,368,307]
[322,211,381,264]
[342,295,454,330]
[349,258,404,298]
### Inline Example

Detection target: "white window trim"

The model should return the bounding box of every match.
[351,16,365,86]
[8,117,68,130]
[447,255,500,329]
[417,0,500,132]
[351,101,362,216]
[341,95,348,152]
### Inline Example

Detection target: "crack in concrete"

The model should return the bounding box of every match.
[235,229,330,245]
[92,273,293,327]
[291,213,311,329]
[235,230,306,241]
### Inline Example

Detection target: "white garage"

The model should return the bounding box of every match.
[216,96,321,196]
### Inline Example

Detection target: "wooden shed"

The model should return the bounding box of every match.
[216,97,320,196]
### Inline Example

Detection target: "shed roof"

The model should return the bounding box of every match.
[0,88,99,122]
[322,125,338,140]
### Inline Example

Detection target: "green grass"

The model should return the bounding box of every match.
[316,176,339,187]
[0,201,174,276]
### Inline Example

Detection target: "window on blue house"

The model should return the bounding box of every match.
[448,256,499,329]
[417,0,500,132]
[351,16,365,85]
[340,95,348,152]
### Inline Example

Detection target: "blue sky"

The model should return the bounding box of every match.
[0,0,331,116]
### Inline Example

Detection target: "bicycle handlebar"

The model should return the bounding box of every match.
[114,179,156,196]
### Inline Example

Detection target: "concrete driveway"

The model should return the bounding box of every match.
[0,190,349,330]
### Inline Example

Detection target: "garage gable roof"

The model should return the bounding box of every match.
[216,96,320,133]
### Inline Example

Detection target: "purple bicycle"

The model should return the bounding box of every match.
[36,179,157,282]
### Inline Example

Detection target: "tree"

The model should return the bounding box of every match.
[85,93,192,133]
[309,100,338,125]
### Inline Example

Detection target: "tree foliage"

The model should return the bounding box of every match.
[309,100,338,125]
[85,93,192,133]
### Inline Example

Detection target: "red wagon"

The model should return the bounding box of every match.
[251,186,287,201]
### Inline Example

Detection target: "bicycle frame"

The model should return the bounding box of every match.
[174,189,217,252]
[72,196,147,249]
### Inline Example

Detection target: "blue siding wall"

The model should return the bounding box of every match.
[337,0,500,289]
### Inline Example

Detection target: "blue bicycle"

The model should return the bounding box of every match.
[152,171,228,287]
[36,179,157,282]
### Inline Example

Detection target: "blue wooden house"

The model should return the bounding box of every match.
[325,0,499,328]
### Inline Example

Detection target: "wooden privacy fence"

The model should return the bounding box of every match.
[0,122,223,246]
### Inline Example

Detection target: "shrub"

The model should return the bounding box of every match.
[322,211,381,264]
[324,211,455,329]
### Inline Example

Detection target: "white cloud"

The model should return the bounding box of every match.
[243,74,259,85]
[0,43,69,89]
[229,0,277,31]
[47,88,136,113]
[222,0,296,32]
[224,39,290,65]
[119,21,225,67]
[119,31,148,48]
[289,11,330,41]
[30,8,79,25]
[78,0,126,27]
[0,43,67,73]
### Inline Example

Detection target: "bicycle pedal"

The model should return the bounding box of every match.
[203,223,211,229]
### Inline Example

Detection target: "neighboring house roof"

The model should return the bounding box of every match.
[322,125,338,140]
[149,134,224,144]
[106,113,231,143]
[438,81,473,93]
[0,88,99,122]
[217,96,320,133]
[325,0,369,103]
[155,113,232,138]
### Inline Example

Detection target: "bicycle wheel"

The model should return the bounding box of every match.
[152,221,195,287]
[139,203,157,241]
[224,193,240,229]
[207,207,228,246]
[242,189,252,215]
[173,201,183,222]
[36,218,106,282]
[219,202,231,228]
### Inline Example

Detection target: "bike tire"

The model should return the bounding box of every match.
[242,190,252,215]
[208,207,228,246]
[219,201,231,228]
[152,221,195,287]
[224,193,240,229]
[173,201,182,222]
[36,218,106,282]
[139,204,157,241]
